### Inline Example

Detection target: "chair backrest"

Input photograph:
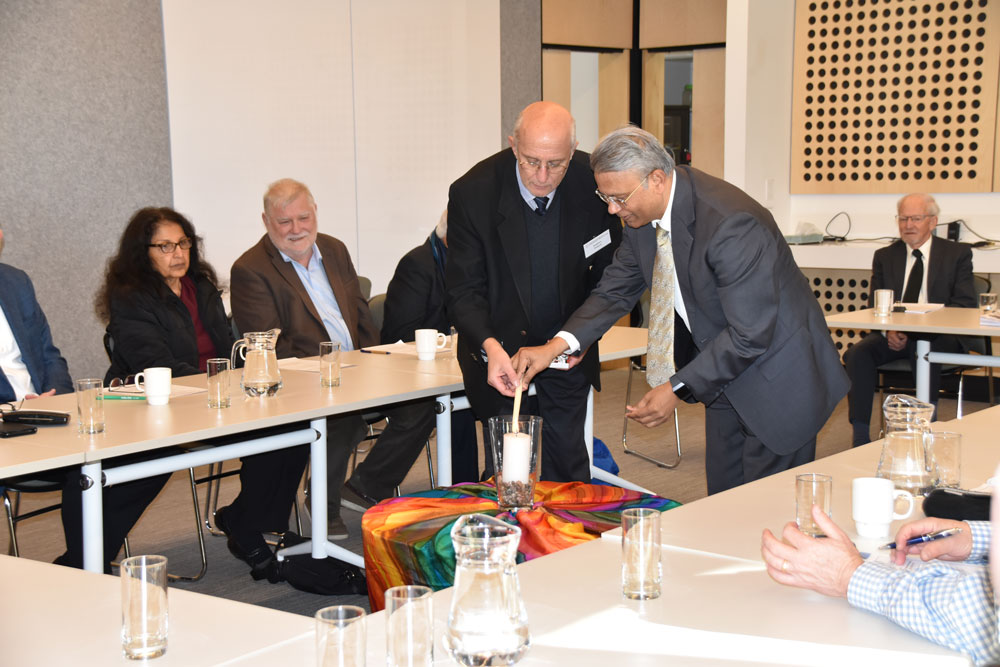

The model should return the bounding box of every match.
[368,293,387,334]
[358,276,372,302]
[103,331,115,362]
[974,273,992,296]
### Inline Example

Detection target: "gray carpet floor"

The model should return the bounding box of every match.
[2,366,987,618]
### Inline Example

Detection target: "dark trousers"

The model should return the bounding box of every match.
[350,399,436,500]
[466,364,592,483]
[227,414,365,541]
[704,395,816,495]
[844,332,964,430]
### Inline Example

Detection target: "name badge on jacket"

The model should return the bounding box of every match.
[583,229,612,258]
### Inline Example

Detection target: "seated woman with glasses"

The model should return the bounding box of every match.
[98,207,233,384]
[52,207,234,572]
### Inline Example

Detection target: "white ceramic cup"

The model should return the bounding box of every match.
[852,476,915,538]
[134,367,172,406]
[414,329,447,361]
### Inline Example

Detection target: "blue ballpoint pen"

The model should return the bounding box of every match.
[879,527,963,550]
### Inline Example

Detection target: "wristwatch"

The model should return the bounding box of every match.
[672,384,694,402]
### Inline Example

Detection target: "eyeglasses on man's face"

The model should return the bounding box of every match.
[895,215,934,224]
[595,174,650,208]
[515,153,570,175]
[148,238,193,254]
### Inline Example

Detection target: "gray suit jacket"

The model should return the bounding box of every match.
[230,234,379,359]
[564,166,849,454]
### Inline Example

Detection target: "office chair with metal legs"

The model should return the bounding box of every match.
[621,358,682,468]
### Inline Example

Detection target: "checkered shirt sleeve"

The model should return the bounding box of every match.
[847,522,999,666]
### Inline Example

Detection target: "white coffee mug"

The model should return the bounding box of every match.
[414,329,447,361]
[852,477,915,538]
[134,367,172,406]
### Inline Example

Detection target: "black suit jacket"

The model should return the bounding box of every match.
[871,236,976,307]
[381,236,448,344]
[104,274,233,384]
[446,148,621,397]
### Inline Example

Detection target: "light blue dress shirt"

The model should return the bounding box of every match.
[278,244,354,351]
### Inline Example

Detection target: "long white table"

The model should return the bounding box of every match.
[0,554,313,666]
[2,327,647,572]
[826,306,1000,403]
[5,359,464,572]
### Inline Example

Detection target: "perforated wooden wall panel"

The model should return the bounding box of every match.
[803,267,871,359]
[791,0,1000,194]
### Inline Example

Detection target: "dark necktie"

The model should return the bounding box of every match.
[902,249,923,303]
[533,196,549,216]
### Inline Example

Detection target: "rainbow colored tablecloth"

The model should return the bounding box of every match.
[362,480,680,610]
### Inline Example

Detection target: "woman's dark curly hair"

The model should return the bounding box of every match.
[95,207,219,322]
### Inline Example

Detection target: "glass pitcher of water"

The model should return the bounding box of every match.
[444,513,530,666]
[877,394,937,495]
[231,329,283,397]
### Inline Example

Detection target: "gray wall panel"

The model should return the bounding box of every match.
[500,0,541,144]
[0,0,172,380]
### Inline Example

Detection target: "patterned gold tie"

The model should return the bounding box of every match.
[645,225,675,387]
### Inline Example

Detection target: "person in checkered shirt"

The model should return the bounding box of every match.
[762,507,999,665]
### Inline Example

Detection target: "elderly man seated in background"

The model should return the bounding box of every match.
[761,507,1000,665]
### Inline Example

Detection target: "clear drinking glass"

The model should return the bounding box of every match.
[795,473,832,537]
[315,605,365,667]
[621,507,662,600]
[76,378,105,434]
[320,341,342,388]
[385,585,434,667]
[206,358,231,408]
[121,555,169,660]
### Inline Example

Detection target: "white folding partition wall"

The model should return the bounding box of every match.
[162,0,501,295]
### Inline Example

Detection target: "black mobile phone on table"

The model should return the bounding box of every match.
[0,421,38,438]
[2,409,71,425]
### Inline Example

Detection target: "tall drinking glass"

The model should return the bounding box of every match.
[206,358,231,408]
[320,341,342,388]
[121,555,169,660]
[315,605,365,667]
[76,378,105,434]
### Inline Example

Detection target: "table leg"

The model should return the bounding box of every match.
[916,339,931,403]
[435,393,452,488]
[277,417,364,568]
[81,461,103,573]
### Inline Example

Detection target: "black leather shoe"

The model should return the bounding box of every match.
[216,505,275,577]
[342,479,378,512]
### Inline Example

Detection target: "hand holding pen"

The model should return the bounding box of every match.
[881,518,972,565]
[880,527,962,550]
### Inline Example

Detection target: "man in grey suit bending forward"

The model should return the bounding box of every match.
[513,126,849,494]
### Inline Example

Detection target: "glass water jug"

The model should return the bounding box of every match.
[444,513,530,666]
[231,329,283,397]
[877,394,937,495]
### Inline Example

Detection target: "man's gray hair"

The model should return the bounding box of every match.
[590,125,675,176]
[897,192,940,217]
[263,178,315,216]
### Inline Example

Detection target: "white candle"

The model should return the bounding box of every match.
[502,432,531,484]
